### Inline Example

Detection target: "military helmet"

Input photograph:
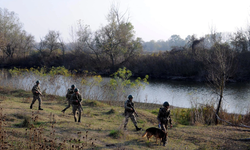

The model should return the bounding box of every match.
[128,95,133,99]
[74,88,79,92]
[163,101,170,107]
[36,80,40,84]
[71,84,75,88]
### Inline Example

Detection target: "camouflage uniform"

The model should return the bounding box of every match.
[70,92,82,122]
[62,88,74,112]
[124,99,138,130]
[30,84,43,110]
[157,106,172,144]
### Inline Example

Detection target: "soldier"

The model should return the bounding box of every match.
[62,84,75,113]
[70,88,82,122]
[157,101,173,146]
[30,80,43,110]
[124,95,141,131]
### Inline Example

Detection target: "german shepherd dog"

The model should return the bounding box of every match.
[142,127,167,145]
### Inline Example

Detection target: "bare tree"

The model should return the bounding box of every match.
[43,30,61,54]
[58,37,66,64]
[17,30,35,58]
[230,29,248,52]
[35,38,46,54]
[196,32,237,124]
[93,4,142,71]
[0,8,34,59]
[0,8,22,58]
[68,20,92,55]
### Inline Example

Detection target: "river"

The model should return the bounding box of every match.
[138,79,250,114]
[1,72,250,114]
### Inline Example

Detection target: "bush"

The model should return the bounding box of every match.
[109,130,124,139]
[82,100,104,107]
[173,108,191,125]
[106,108,116,114]
[15,116,33,128]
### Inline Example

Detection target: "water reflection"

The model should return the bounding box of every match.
[136,79,250,114]
[1,72,249,114]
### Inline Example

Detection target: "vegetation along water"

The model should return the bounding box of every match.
[1,4,250,149]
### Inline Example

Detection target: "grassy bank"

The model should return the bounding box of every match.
[0,87,250,150]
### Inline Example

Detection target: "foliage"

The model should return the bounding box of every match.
[8,66,71,77]
[48,66,70,76]
[80,74,103,100]
[0,8,35,58]
[15,116,32,128]
[109,130,124,139]
[82,100,104,107]
[173,108,191,125]
[108,67,148,101]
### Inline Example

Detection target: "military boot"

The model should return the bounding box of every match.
[78,117,81,123]
[30,104,33,109]
[74,117,77,122]
[135,126,141,131]
[38,107,43,110]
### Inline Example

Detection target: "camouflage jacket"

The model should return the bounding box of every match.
[70,93,82,105]
[66,88,74,99]
[32,84,41,96]
[124,100,134,113]
[157,107,172,124]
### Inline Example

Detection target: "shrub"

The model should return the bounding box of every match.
[82,100,104,107]
[106,108,116,114]
[109,130,124,139]
[15,116,33,128]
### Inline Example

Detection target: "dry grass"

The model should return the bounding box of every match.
[0,87,250,150]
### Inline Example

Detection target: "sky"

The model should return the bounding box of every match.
[1,0,250,42]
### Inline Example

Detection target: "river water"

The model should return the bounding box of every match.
[1,72,250,114]
[138,79,250,114]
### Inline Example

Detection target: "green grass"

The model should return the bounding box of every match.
[0,87,250,150]
[109,130,124,139]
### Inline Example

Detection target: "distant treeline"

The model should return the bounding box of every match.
[1,7,250,82]
[1,47,250,82]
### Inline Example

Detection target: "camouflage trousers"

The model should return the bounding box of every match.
[160,123,168,143]
[72,104,82,122]
[31,95,42,108]
[160,123,168,132]
[124,112,137,129]
[62,99,71,112]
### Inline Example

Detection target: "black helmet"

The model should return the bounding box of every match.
[71,84,75,88]
[128,95,133,99]
[36,80,40,84]
[74,88,79,92]
[163,101,169,107]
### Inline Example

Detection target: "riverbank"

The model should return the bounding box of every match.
[0,87,250,149]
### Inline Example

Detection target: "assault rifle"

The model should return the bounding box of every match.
[128,103,138,117]
[78,102,83,111]
[73,100,83,111]
[36,90,43,97]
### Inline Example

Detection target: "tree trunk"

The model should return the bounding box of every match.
[110,54,115,73]
[215,73,226,125]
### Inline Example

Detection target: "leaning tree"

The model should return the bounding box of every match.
[195,31,237,125]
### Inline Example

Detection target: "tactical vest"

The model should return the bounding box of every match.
[159,108,170,123]
[32,85,40,96]
[125,100,134,113]
[71,93,81,105]
[66,89,74,99]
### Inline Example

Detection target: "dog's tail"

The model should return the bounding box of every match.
[142,131,147,138]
